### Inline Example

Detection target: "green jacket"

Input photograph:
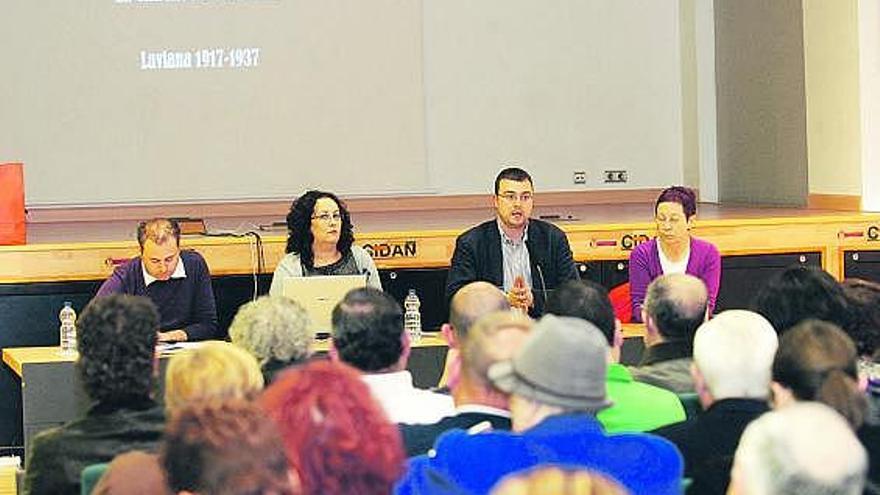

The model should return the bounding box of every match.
[598,363,686,433]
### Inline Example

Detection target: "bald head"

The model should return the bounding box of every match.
[731,402,867,495]
[643,273,708,342]
[461,311,532,389]
[449,282,510,339]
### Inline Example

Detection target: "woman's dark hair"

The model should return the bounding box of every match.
[284,190,355,268]
[773,319,867,429]
[77,294,159,404]
[841,278,880,359]
[752,265,851,334]
[655,186,697,219]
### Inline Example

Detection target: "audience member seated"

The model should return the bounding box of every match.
[729,402,867,495]
[653,310,778,495]
[401,309,531,456]
[631,273,707,393]
[92,451,171,495]
[161,400,296,495]
[628,186,720,322]
[270,190,382,294]
[436,280,512,393]
[92,340,266,495]
[841,278,880,373]
[491,466,630,495]
[164,340,264,411]
[545,280,685,432]
[330,287,455,424]
[229,295,314,383]
[396,315,683,495]
[752,265,850,334]
[260,361,405,495]
[23,295,166,495]
[96,218,218,341]
[770,319,880,492]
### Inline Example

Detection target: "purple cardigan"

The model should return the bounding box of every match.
[96,250,219,340]
[628,237,720,322]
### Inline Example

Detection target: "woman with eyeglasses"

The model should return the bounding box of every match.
[628,186,720,322]
[269,190,381,296]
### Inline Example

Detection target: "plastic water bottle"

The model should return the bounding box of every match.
[404,289,422,343]
[59,301,77,355]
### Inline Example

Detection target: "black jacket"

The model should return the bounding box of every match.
[653,398,769,495]
[23,397,165,495]
[445,219,578,316]
[399,411,512,457]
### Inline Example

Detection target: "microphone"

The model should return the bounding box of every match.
[360,267,370,284]
[536,263,549,308]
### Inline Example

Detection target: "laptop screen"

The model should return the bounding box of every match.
[281,274,367,337]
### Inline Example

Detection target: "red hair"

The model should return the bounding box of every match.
[259,361,405,495]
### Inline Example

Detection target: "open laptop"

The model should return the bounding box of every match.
[281,274,367,337]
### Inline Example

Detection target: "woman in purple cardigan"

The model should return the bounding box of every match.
[628,186,720,322]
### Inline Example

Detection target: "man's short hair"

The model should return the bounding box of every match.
[331,287,404,372]
[229,295,313,366]
[733,402,867,495]
[643,274,708,343]
[752,265,850,334]
[494,167,533,195]
[545,279,616,345]
[692,310,778,400]
[161,399,294,495]
[460,310,532,388]
[136,218,180,249]
[77,294,159,403]
[448,282,510,339]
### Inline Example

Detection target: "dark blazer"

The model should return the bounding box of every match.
[653,398,769,495]
[400,411,512,457]
[445,219,578,316]
[23,398,165,495]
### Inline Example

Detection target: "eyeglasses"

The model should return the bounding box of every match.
[312,212,342,223]
[497,192,533,203]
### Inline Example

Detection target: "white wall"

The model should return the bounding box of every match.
[424,0,685,194]
[803,0,862,196]
[2,0,691,205]
[860,0,880,211]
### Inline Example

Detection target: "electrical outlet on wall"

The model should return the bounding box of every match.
[603,170,628,183]
[573,171,587,184]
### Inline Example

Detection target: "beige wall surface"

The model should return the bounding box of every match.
[803,0,862,196]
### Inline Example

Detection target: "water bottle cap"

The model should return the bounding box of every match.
[63,301,72,307]
[408,289,416,295]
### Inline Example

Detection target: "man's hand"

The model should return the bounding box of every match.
[158,330,188,342]
[508,276,534,311]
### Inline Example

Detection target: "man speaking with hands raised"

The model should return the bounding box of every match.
[446,167,578,317]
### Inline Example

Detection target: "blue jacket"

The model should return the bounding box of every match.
[395,413,684,495]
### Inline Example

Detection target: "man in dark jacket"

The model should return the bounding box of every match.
[653,310,778,494]
[23,294,166,495]
[446,167,578,316]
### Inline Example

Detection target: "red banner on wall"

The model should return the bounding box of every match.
[0,162,26,245]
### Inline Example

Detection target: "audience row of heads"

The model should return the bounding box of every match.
[81,295,404,495]
[79,260,878,494]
